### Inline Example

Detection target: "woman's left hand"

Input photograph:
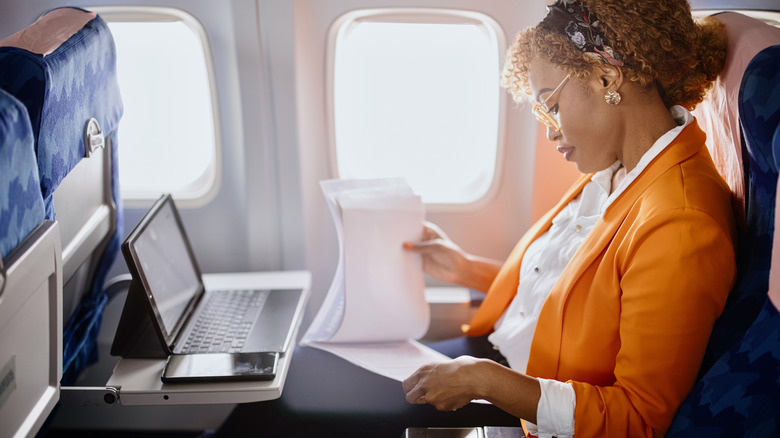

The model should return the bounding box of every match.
[402,356,485,412]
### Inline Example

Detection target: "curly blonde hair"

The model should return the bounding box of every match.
[502,0,726,110]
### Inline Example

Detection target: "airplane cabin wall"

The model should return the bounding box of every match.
[0,0,304,278]
[292,0,546,330]
[0,0,550,333]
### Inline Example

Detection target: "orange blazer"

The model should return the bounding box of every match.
[465,120,737,437]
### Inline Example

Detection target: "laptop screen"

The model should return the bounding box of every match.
[123,195,203,343]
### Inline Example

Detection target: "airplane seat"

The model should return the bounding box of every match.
[0,7,123,385]
[689,12,780,378]
[0,87,63,437]
[0,91,45,258]
[665,43,780,436]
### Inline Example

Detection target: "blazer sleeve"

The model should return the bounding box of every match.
[569,206,736,437]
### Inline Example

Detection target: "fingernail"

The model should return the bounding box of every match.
[403,242,414,249]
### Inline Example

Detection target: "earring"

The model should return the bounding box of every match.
[605,90,621,105]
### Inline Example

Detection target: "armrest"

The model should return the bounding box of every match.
[423,287,482,343]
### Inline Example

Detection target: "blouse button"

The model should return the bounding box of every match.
[534,266,540,273]
[574,224,582,233]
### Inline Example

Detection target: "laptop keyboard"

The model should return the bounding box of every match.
[181,289,269,354]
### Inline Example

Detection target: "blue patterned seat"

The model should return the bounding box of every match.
[0,8,122,220]
[0,88,44,258]
[695,15,780,377]
[0,7,123,385]
[666,45,780,437]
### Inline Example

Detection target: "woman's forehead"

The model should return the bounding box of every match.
[528,60,560,89]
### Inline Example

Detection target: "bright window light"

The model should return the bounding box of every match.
[105,14,218,206]
[331,11,504,205]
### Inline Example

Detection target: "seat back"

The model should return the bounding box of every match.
[0,88,62,438]
[0,89,45,257]
[692,12,780,377]
[0,7,123,385]
[666,42,780,436]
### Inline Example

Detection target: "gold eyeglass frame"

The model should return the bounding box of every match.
[532,74,570,132]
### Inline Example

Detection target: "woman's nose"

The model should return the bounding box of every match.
[546,125,562,142]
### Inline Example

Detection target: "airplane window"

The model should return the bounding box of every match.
[99,8,219,207]
[329,11,505,206]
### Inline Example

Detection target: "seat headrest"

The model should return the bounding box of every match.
[692,12,780,228]
[0,8,97,57]
[739,44,780,170]
[0,88,45,258]
[0,7,123,219]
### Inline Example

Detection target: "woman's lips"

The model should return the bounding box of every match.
[557,145,574,161]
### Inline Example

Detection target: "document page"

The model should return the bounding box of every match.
[301,178,446,381]
[315,339,451,382]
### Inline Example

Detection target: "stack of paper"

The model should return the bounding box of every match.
[301,178,450,381]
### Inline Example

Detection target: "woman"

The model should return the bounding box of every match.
[402,0,736,436]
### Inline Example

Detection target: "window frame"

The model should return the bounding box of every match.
[326,8,508,211]
[692,9,780,27]
[88,5,222,209]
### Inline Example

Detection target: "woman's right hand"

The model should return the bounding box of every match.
[404,222,502,292]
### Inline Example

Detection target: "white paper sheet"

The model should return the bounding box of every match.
[301,178,438,382]
[301,178,428,344]
[307,340,492,405]
[308,339,450,382]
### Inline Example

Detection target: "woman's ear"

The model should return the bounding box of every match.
[598,64,623,92]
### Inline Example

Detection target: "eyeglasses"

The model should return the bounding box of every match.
[532,74,569,132]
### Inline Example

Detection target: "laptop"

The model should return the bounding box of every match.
[119,194,304,356]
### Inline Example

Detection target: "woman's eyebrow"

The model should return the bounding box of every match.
[534,87,553,103]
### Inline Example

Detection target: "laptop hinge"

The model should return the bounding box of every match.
[110,277,171,359]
